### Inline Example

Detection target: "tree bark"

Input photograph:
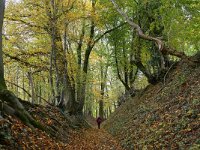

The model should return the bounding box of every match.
[27,71,36,104]
[59,22,78,115]
[0,0,6,90]
[76,20,86,114]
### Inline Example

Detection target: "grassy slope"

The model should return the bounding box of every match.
[104,60,200,149]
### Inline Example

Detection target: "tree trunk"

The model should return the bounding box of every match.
[99,53,108,119]
[58,22,78,115]
[22,71,26,100]
[15,67,19,97]
[0,0,6,90]
[99,100,104,119]
[108,106,112,116]
[27,71,36,104]
[49,44,55,104]
[99,68,104,119]
[76,0,96,115]
[114,41,130,90]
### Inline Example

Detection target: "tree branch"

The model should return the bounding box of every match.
[114,43,130,90]
[3,52,48,70]
[110,0,188,59]
[6,80,31,97]
[5,80,52,105]
[5,17,46,30]
[94,22,127,44]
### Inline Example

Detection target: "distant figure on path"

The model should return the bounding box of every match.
[96,117,102,129]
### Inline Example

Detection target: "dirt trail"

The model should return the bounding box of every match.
[66,128,124,150]
[65,115,124,149]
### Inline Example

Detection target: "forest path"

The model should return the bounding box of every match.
[65,115,124,150]
[67,128,124,150]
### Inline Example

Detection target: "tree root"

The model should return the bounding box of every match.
[0,90,46,131]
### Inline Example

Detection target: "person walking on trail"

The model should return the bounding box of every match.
[96,117,102,129]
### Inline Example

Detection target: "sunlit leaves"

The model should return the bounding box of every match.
[160,0,200,53]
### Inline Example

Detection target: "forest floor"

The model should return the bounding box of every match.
[66,128,123,150]
[104,59,200,149]
[0,103,123,150]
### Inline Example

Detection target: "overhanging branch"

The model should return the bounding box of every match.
[110,0,188,60]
